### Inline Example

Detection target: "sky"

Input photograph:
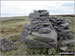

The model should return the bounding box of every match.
[1,1,75,17]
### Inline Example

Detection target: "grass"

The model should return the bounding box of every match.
[0,15,75,55]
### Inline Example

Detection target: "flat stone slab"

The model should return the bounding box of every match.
[26,40,54,48]
[32,30,57,41]
[38,27,51,34]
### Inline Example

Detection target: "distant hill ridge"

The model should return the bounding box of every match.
[0,15,75,19]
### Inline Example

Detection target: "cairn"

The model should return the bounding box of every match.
[19,10,73,50]
[19,10,57,48]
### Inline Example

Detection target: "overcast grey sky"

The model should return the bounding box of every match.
[1,1,74,17]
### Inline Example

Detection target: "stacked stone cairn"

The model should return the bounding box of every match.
[19,10,57,48]
[19,10,73,50]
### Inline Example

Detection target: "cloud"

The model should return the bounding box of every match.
[61,2,74,7]
[1,1,74,17]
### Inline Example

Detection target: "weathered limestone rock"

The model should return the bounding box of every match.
[0,38,14,52]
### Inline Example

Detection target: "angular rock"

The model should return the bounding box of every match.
[19,29,29,43]
[0,38,14,52]
[1,41,14,52]
[29,12,40,19]
[34,37,55,43]
[61,40,75,46]
[40,16,49,21]
[61,23,70,27]
[31,20,42,24]
[38,27,51,34]
[43,18,50,23]
[50,18,57,23]
[41,23,53,29]
[39,10,49,16]
[65,19,71,24]
[32,31,57,41]
[60,46,68,51]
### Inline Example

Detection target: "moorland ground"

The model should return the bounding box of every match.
[0,15,75,55]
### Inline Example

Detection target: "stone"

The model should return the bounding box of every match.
[61,23,70,27]
[27,23,43,32]
[0,38,14,52]
[65,19,71,24]
[60,46,68,51]
[1,41,14,52]
[41,23,52,28]
[23,24,32,34]
[56,18,64,22]
[34,25,43,31]
[34,37,57,48]
[40,16,49,21]
[0,38,9,49]
[31,20,42,24]
[39,10,49,16]
[43,18,50,23]
[50,18,57,23]
[23,24,29,30]
[27,40,51,48]
[61,40,75,46]
[54,26,64,31]
[38,27,51,34]
[29,12,40,19]
[32,31,57,41]
[19,29,29,43]
[34,37,55,43]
